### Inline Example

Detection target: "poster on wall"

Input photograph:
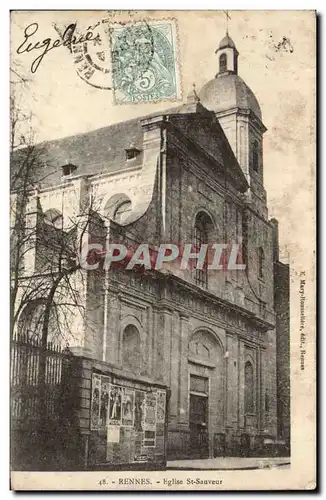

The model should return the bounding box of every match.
[156,389,166,424]
[108,385,122,425]
[134,428,147,462]
[143,430,156,448]
[134,391,146,432]
[144,392,157,429]
[121,388,135,427]
[100,380,110,427]
[90,374,101,430]
[106,425,120,444]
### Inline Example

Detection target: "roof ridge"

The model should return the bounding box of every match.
[34,105,181,149]
[34,115,144,149]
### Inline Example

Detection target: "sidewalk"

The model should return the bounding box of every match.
[167,457,291,470]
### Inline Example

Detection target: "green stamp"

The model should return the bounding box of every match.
[110,20,180,104]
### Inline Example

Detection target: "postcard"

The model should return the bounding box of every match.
[10,10,316,490]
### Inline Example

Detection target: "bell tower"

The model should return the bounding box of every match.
[199,32,268,217]
[215,33,239,76]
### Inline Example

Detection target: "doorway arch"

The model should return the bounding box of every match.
[188,329,225,458]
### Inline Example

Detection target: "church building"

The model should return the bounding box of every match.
[12,33,287,460]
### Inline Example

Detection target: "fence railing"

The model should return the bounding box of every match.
[10,332,69,422]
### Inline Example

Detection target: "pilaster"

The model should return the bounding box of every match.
[178,313,189,424]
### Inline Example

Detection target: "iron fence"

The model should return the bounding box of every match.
[10,331,68,422]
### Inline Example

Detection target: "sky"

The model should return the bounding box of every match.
[10,10,316,259]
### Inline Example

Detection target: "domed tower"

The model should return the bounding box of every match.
[199,34,267,216]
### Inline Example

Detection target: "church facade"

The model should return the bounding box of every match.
[12,34,287,460]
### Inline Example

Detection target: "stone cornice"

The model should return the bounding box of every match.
[165,273,275,331]
[110,267,275,333]
[215,107,267,134]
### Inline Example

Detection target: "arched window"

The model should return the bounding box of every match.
[122,325,142,373]
[193,212,214,288]
[104,194,132,225]
[18,301,44,343]
[253,140,259,173]
[258,247,265,278]
[18,300,60,345]
[219,53,227,73]
[244,361,254,413]
[13,301,61,388]
[40,208,74,273]
[44,209,63,229]
[114,200,132,223]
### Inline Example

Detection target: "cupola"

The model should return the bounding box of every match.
[215,33,239,76]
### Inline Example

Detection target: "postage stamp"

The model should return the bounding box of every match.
[10,9,316,491]
[106,19,181,104]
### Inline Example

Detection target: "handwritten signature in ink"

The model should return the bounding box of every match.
[16,22,101,74]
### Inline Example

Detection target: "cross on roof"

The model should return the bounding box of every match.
[192,82,199,101]
[223,10,231,35]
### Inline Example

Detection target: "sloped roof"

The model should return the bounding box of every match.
[11,106,184,189]
[29,117,145,188]
[11,102,248,193]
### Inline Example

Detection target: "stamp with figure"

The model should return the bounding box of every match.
[107,19,181,104]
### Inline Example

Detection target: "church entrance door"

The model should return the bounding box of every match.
[189,393,209,458]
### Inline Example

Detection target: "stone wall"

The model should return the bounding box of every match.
[100,268,276,459]
[62,356,169,469]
